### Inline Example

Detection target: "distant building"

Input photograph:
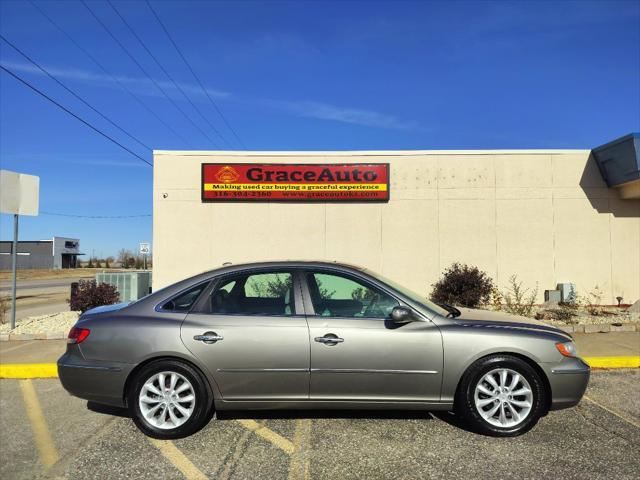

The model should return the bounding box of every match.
[0,236,83,269]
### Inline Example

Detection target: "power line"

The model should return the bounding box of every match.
[41,211,151,218]
[0,33,151,152]
[80,0,220,148]
[28,0,193,148]
[0,64,152,166]
[145,0,247,149]
[107,0,231,148]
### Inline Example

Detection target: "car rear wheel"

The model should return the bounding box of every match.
[130,360,213,439]
[455,354,546,437]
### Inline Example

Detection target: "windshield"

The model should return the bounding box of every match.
[365,269,449,317]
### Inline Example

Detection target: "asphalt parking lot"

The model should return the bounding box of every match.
[0,370,638,480]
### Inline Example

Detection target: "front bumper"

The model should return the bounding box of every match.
[544,357,590,410]
[58,350,134,408]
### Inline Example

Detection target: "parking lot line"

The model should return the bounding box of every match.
[237,419,296,454]
[218,428,253,480]
[583,395,640,429]
[0,363,58,378]
[19,379,59,471]
[288,419,312,480]
[148,438,208,480]
[583,356,640,369]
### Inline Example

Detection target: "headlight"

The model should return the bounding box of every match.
[555,341,577,357]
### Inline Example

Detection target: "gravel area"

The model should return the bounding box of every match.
[542,310,639,326]
[0,311,79,334]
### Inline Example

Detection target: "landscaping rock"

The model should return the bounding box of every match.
[610,323,637,332]
[0,311,79,336]
[584,323,610,333]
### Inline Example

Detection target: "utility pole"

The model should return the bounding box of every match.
[10,214,19,329]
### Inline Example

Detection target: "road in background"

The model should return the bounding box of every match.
[0,277,82,320]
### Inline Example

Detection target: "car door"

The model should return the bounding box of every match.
[181,269,310,401]
[302,269,443,402]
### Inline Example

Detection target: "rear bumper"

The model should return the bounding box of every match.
[58,352,134,408]
[544,357,590,410]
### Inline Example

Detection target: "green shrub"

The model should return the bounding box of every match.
[430,263,494,308]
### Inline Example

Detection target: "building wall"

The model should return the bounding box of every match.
[0,241,54,269]
[52,237,81,269]
[153,150,640,304]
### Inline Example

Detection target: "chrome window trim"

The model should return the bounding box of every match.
[154,279,212,313]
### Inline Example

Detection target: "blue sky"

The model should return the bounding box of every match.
[1,0,639,258]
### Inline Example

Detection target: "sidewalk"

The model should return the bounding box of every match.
[0,333,638,377]
[573,332,640,356]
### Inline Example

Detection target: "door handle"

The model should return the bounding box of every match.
[194,331,223,344]
[314,334,344,345]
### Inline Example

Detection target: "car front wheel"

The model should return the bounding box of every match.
[130,360,213,439]
[456,354,547,436]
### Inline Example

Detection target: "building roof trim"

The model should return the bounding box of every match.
[154,149,591,157]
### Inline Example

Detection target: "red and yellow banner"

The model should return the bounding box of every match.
[201,163,390,202]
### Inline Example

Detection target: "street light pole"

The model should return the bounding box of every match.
[10,213,19,330]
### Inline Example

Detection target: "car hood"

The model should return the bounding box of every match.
[453,307,570,338]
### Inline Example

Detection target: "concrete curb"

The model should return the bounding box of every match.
[0,332,67,341]
[583,356,640,369]
[554,322,640,334]
[1,357,638,379]
[0,363,58,378]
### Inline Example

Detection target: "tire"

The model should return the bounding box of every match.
[129,359,213,439]
[455,354,547,437]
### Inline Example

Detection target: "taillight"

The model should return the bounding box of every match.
[67,326,90,344]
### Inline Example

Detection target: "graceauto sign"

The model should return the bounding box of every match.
[201,163,390,202]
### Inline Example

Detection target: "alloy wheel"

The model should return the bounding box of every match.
[473,368,533,428]
[138,371,196,430]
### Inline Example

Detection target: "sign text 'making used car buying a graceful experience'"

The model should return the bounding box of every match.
[201,163,390,202]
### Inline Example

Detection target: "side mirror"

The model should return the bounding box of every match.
[391,306,415,324]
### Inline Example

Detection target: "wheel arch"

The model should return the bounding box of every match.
[454,351,552,414]
[122,355,217,408]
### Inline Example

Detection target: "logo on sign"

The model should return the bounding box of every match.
[215,166,240,183]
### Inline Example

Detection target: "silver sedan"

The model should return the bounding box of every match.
[58,261,589,439]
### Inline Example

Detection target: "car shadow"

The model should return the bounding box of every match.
[87,401,131,418]
[87,401,478,433]
[429,410,476,433]
[216,409,436,421]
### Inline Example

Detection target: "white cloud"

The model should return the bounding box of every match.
[1,61,230,100]
[262,98,426,131]
[3,61,425,132]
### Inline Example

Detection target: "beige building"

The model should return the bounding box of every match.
[153,144,640,304]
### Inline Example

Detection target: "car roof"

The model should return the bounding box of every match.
[200,260,366,276]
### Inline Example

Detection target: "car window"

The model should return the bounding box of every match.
[209,271,295,316]
[306,272,399,318]
[162,283,208,311]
